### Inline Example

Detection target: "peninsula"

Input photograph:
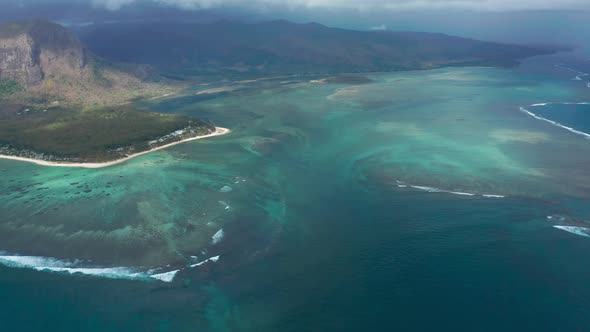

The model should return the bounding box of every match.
[0,19,227,165]
[0,127,230,168]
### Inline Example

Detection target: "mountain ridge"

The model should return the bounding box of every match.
[77,19,565,78]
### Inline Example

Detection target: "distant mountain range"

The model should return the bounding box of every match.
[77,20,564,77]
[0,19,565,103]
[0,18,571,164]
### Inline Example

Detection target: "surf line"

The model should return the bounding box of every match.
[520,103,590,139]
[554,63,590,86]
[0,252,222,283]
[394,181,505,198]
[553,225,590,238]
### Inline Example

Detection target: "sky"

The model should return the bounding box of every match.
[90,0,590,11]
[3,0,590,46]
[95,0,590,47]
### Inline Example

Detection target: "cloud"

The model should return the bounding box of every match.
[91,0,590,12]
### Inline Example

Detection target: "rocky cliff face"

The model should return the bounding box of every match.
[0,19,174,106]
[0,34,43,87]
[0,19,87,88]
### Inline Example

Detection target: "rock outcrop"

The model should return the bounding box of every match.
[0,19,87,88]
[0,19,176,106]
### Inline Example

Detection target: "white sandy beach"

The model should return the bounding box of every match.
[0,127,230,169]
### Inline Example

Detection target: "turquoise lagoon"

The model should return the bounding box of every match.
[1,55,590,331]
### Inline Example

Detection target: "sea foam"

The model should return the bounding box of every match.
[449,191,476,196]
[553,226,590,238]
[0,254,179,282]
[400,183,504,198]
[150,269,180,282]
[190,255,221,268]
[219,185,233,192]
[212,228,224,245]
[520,106,590,139]
[555,63,590,88]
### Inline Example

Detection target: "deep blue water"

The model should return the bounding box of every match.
[1,54,590,331]
[2,194,590,331]
[532,103,590,135]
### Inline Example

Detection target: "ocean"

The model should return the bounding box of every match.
[1,53,590,331]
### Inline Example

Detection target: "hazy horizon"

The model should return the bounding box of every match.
[2,0,589,47]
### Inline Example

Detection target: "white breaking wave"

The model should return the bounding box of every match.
[530,102,590,107]
[410,185,443,193]
[547,215,567,222]
[209,255,220,262]
[553,225,590,238]
[482,194,506,198]
[558,102,589,105]
[395,183,504,198]
[0,254,180,282]
[555,63,590,88]
[218,200,231,210]
[190,255,221,268]
[150,269,180,282]
[219,185,233,192]
[211,228,224,245]
[449,191,476,196]
[520,106,590,139]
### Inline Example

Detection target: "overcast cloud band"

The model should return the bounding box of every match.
[92,0,590,12]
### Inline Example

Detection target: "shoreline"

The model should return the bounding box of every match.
[0,127,230,169]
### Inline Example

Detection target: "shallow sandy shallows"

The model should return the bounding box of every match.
[0,127,230,169]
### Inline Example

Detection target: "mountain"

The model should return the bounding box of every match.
[0,19,211,163]
[0,19,563,96]
[77,20,564,77]
[0,19,87,88]
[0,19,175,106]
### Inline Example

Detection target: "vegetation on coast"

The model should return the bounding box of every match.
[0,103,214,162]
